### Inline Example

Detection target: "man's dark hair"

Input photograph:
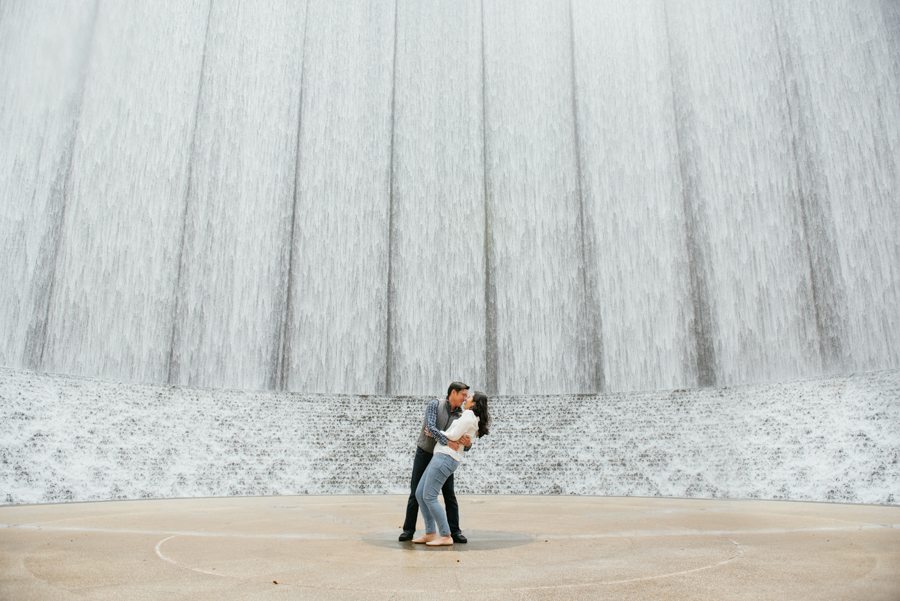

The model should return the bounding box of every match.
[447,381,469,399]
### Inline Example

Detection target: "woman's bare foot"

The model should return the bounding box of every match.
[412,533,437,544]
[425,535,453,546]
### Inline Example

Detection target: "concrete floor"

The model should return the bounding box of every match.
[1,495,898,600]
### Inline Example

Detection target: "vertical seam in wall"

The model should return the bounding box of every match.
[663,0,717,388]
[875,1,900,369]
[385,0,399,395]
[166,0,213,386]
[769,0,830,372]
[36,0,101,371]
[481,0,497,395]
[568,0,604,393]
[277,0,311,392]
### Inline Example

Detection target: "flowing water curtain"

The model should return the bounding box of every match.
[168,0,306,391]
[282,0,396,394]
[483,0,600,395]
[775,0,900,375]
[1,1,899,395]
[0,2,98,372]
[39,0,210,383]
[665,0,823,386]
[572,0,694,393]
[388,0,487,396]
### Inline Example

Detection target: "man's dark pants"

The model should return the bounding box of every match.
[402,446,460,536]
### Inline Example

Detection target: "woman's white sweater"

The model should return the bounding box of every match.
[433,409,479,462]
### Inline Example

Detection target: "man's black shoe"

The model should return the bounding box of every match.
[452,533,467,544]
[398,531,414,542]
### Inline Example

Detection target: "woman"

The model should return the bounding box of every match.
[414,391,491,546]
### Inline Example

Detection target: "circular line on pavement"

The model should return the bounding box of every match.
[153,531,743,591]
[155,535,232,580]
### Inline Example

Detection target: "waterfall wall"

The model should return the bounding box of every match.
[2,366,897,505]
[2,0,899,396]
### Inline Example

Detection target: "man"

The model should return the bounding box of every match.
[399,381,472,543]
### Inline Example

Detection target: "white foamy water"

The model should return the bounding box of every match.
[1,367,897,505]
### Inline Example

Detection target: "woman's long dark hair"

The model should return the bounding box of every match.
[471,391,490,438]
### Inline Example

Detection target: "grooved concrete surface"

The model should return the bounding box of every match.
[1,495,898,600]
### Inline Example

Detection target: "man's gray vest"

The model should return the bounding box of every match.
[416,400,461,454]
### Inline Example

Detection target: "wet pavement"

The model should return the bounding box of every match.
[1,495,898,600]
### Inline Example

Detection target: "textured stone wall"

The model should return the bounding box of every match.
[1,367,897,505]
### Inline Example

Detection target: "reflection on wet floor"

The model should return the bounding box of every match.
[364,529,535,552]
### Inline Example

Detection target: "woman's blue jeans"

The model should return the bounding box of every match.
[415,452,459,537]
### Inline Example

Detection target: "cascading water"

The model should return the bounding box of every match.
[1,0,898,396]
[171,1,305,392]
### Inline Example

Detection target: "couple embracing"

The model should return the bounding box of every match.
[399,381,491,546]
